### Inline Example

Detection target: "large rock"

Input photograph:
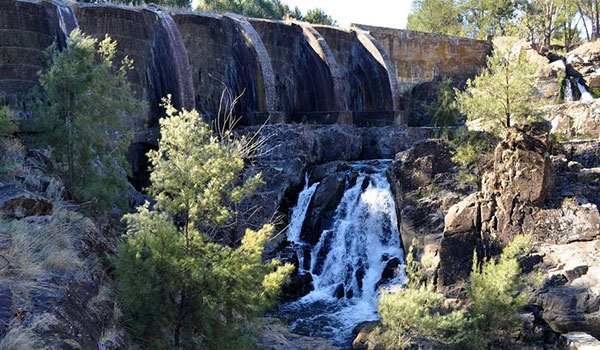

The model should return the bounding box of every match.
[558,332,600,350]
[387,139,463,282]
[439,122,554,286]
[542,100,600,139]
[300,174,347,245]
[530,241,600,339]
[0,184,52,218]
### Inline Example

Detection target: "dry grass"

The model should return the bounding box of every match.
[0,209,89,295]
[0,324,39,350]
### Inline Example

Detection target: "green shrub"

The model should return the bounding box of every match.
[30,30,144,213]
[450,130,498,187]
[0,106,24,180]
[114,99,292,349]
[377,235,533,350]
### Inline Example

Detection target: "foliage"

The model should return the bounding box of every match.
[0,106,24,181]
[377,235,532,350]
[303,8,337,25]
[30,31,144,213]
[196,0,335,24]
[115,100,293,349]
[451,130,498,187]
[467,234,532,346]
[407,0,464,36]
[429,79,460,138]
[456,40,538,135]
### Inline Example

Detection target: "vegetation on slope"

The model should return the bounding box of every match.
[377,235,533,350]
[114,98,293,349]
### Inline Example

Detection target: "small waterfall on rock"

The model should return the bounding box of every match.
[577,78,594,102]
[155,10,195,111]
[55,5,78,48]
[276,160,405,347]
[287,174,320,273]
[564,78,574,102]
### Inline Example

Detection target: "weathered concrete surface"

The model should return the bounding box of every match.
[356,24,492,94]
[1,0,492,127]
[0,0,65,109]
[75,4,194,126]
[249,18,339,123]
[314,25,397,126]
[174,13,274,124]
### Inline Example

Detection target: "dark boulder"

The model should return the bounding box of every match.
[281,273,314,301]
[0,184,53,218]
[300,174,346,245]
[375,257,401,290]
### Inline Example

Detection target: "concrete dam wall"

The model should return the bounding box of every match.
[0,0,492,126]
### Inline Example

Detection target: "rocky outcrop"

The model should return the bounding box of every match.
[440,123,554,284]
[558,332,600,350]
[0,182,125,350]
[530,240,600,338]
[259,318,339,350]
[0,184,52,218]
[542,100,600,139]
[387,139,469,280]
[237,124,429,249]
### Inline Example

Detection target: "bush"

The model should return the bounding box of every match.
[451,130,498,187]
[114,99,292,349]
[30,30,144,213]
[0,106,24,180]
[377,235,533,350]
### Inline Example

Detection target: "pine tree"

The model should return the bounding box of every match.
[115,99,293,349]
[456,40,538,135]
[31,30,144,212]
[407,0,464,36]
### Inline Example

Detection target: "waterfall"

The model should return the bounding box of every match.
[577,78,594,102]
[564,78,574,103]
[287,174,319,273]
[277,160,405,346]
[155,11,195,111]
[55,5,78,49]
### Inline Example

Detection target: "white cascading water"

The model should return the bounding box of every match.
[277,161,405,347]
[56,5,78,38]
[564,79,574,102]
[287,174,320,274]
[577,79,594,102]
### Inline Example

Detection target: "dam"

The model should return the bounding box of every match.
[0,0,491,128]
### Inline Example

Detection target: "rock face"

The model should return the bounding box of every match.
[440,123,554,284]
[530,241,600,339]
[0,181,125,349]
[0,184,52,218]
[387,139,468,280]
[237,124,429,249]
[542,100,600,139]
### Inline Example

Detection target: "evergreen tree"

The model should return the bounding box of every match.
[407,0,464,35]
[115,99,293,349]
[431,79,460,130]
[303,8,337,25]
[31,31,143,212]
[456,40,538,134]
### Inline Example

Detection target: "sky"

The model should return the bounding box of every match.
[284,0,413,29]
